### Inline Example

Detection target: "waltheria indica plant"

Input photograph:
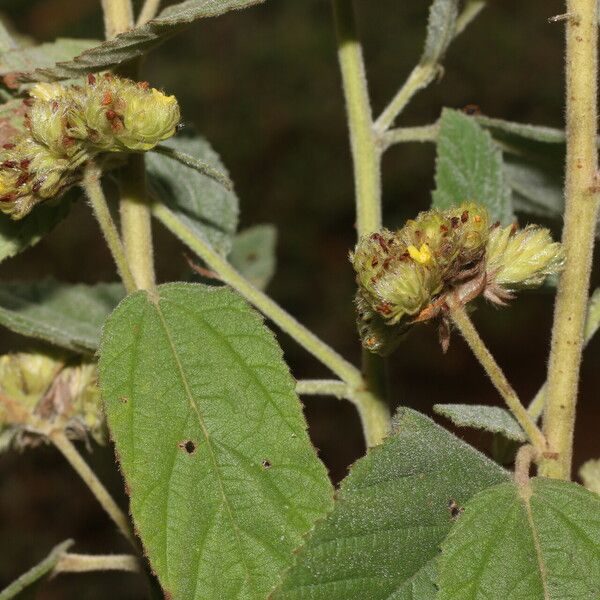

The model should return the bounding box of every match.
[0,1,598,599]
[0,74,179,218]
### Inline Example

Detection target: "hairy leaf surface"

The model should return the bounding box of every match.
[0,38,99,80]
[148,135,239,255]
[18,0,265,82]
[434,403,526,442]
[273,408,509,600]
[99,283,333,600]
[0,280,123,353]
[421,0,458,65]
[432,108,514,224]
[438,478,600,599]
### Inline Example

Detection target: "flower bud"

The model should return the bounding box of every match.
[486,223,564,289]
[0,353,105,449]
[355,291,407,356]
[82,76,180,152]
[0,138,81,218]
[351,229,442,326]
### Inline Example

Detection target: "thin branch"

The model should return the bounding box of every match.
[136,0,161,26]
[540,0,600,479]
[454,0,487,37]
[332,0,381,235]
[54,553,140,574]
[50,431,136,547]
[0,540,73,600]
[332,0,391,428]
[381,123,439,149]
[295,379,350,400]
[374,64,438,135]
[374,0,485,134]
[82,162,136,294]
[153,202,390,446]
[448,299,546,451]
[101,0,134,39]
[120,154,156,291]
[150,145,233,191]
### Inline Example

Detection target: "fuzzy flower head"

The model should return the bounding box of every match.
[82,75,180,152]
[351,202,563,355]
[0,353,105,450]
[0,74,181,219]
[485,223,565,303]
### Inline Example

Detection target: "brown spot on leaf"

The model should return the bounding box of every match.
[261,459,272,469]
[179,440,196,454]
[448,499,464,520]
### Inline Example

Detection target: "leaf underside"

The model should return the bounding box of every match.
[434,403,526,442]
[18,0,266,83]
[99,283,333,600]
[273,408,509,600]
[147,134,239,256]
[0,280,123,353]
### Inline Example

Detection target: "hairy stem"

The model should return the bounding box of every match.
[0,540,73,600]
[448,300,546,451]
[332,0,391,431]
[332,0,381,234]
[375,64,439,134]
[153,203,389,446]
[454,0,487,37]
[527,288,600,421]
[541,0,600,479]
[375,1,484,134]
[381,123,439,149]
[296,379,350,399]
[82,163,136,294]
[120,155,156,291]
[55,553,140,574]
[101,0,134,39]
[136,0,162,25]
[50,431,136,547]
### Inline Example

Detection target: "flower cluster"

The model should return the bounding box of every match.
[0,73,180,219]
[350,203,564,355]
[0,353,104,450]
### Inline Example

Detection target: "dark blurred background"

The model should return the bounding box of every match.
[0,0,598,598]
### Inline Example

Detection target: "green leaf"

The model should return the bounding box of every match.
[148,135,239,255]
[0,199,72,264]
[229,225,277,290]
[434,403,526,442]
[438,478,600,599]
[432,108,514,225]
[99,283,333,600]
[0,38,99,80]
[421,0,459,65]
[0,280,123,353]
[273,408,509,600]
[18,0,265,83]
